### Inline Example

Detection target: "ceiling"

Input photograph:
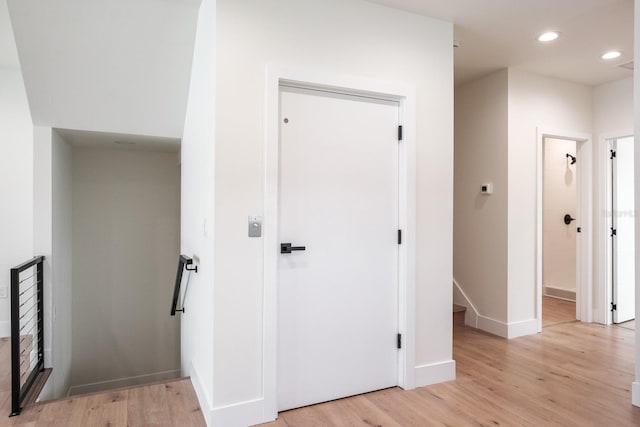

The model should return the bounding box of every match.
[1,0,634,139]
[6,0,199,138]
[56,128,180,153]
[369,0,634,86]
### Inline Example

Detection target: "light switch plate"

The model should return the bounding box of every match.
[0,286,7,299]
[248,216,262,237]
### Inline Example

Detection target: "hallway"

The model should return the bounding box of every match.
[260,311,640,426]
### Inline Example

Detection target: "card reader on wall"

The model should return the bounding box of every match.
[481,183,493,195]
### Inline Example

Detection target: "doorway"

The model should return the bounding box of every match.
[541,137,578,327]
[607,136,635,325]
[277,85,400,411]
[536,130,592,331]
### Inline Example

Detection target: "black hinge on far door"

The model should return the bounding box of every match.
[398,125,403,141]
[611,150,617,159]
[611,227,617,237]
[398,230,402,245]
[611,302,617,312]
[397,333,402,349]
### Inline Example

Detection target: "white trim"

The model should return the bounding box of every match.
[507,319,538,339]
[633,382,640,407]
[212,398,268,427]
[477,315,508,338]
[0,321,9,338]
[67,370,181,397]
[452,278,479,328]
[536,128,593,333]
[414,360,455,388]
[188,363,213,427]
[599,131,634,325]
[263,65,417,421]
[544,286,576,301]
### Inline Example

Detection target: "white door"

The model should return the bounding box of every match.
[277,86,400,412]
[612,136,635,323]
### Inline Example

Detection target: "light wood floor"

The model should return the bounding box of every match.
[542,295,576,328]
[0,338,206,426]
[258,311,640,427]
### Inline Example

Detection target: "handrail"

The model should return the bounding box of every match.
[10,256,45,417]
[170,255,197,316]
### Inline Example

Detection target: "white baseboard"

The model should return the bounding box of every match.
[67,369,181,397]
[633,382,640,407]
[0,321,9,338]
[475,315,537,339]
[189,363,213,427]
[507,319,538,339]
[477,315,508,338]
[414,360,456,388]
[212,398,270,427]
[544,286,576,301]
[452,278,479,328]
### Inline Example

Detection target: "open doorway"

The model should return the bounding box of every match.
[541,137,578,328]
[606,135,635,327]
[537,130,592,331]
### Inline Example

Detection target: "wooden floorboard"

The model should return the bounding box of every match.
[542,295,576,327]
[258,308,640,427]
[0,335,206,426]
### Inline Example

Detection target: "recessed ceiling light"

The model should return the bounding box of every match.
[114,140,136,146]
[538,32,559,42]
[601,50,621,60]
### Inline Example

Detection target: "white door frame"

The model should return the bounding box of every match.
[536,128,593,332]
[263,65,417,420]
[601,132,635,325]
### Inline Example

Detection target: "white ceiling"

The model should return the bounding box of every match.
[56,128,180,153]
[369,0,634,86]
[6,0,199,138]
[1,0,634,141]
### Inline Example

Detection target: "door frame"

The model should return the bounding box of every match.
[263,65,417,419]
[536,128,593,331]
[601,132,635,324]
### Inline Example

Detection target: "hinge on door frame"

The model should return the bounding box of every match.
[397,333,402,349]
[611,227,617,237]
[611,302,617,312]
[610,150,617,159]
[398,229,402,245]
[398,125,403,141]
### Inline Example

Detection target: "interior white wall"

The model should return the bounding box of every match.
[543,138,577,295]
[0,67,33,337]
[454,69,508,324]
[33,127,74,400]
[215,1,453,423]
[179,0,216,423]
[632,0,640,408]
[507,69,592,327]
[71,147,180,391]
[593,77,634,324]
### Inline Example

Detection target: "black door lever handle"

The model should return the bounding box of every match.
[281,243,306,254]
[564,214,576,225]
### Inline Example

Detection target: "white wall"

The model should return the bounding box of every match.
[0,67,33,337]
[71,147,181,390]
[507,69,592,327]
[179,0,216,423]
[33,127,74,400]
[215,0,453,424]
[454,69,508,323]
[632,0,640,408]
[543,138,577,296]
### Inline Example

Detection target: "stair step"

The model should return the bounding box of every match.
[23,368,52,407]
[453,304,467,313]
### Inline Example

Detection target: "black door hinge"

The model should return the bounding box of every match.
[611,227,617,237]
[398,230,402,244]
[577,227,582,233]
[398,125,403,141]
[610,150,617,159]
[611,302,617,312]
[397,333,402,349]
